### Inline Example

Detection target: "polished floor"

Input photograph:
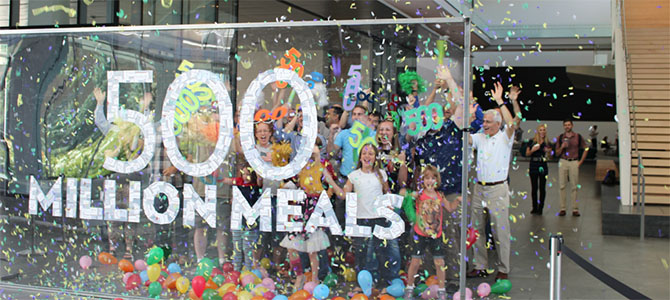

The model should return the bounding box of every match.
[0,160,668,299]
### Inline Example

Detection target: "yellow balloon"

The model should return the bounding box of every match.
[260,258,271,270]
[253,285,268,296]
[238,290,253,300]
[147,264,161,282]
[240,271,255,279]
[218,283,236,296]
[343,268,356,282]
[176,276,190,294]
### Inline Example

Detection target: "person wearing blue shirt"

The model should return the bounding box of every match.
[327,105,376,179]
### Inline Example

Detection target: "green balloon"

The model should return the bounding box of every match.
[414,283,427,296]
[146,247,164,265]
[490,279,512,294]
[202,288,221,300]
[196,258,214,280]
[212,274,225,286]
[148,281,162,298]
[324,273,338,288]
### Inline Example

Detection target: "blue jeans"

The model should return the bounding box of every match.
[352,218,401,287]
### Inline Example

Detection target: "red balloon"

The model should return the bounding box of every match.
[125,274,142,291]
[211,267,223,277]
[222,262,234,273]
[223,292,238,300]
[326,248,334,260]
[263,291,275,300]
[192,275,207,298]
[344,252,355,266]
[157,275,166,285]
[225,271,240,284]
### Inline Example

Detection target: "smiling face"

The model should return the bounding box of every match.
[359,144,377,169]
[326,107,340,126]
[255,122,271,146]
[378,121,394,143]
[483,112,501,136]
[538,125,546,139]
[423,172,437,190]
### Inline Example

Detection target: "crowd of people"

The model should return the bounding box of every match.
[94,64,593,299]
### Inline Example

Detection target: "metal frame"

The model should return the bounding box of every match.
[549,235,563,300]
[458,16,472,300]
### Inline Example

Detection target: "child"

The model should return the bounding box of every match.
[279,143,332,291]
[325,142,401,291]
[404,165,461,300]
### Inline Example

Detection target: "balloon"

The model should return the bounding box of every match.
[149,281,162,298]
[212,274,226,286]
[272,296,288,300]
[164,272,180,290]
[125,274,142,291]
[263,291,275,300]
[193,276,207,297]
[343,268,356,282]
[98,252,117,265]
[303,281,317,294]
[168,262,182,274]
[222,262,234,273]
[238,290,253,300]
[288,290,310,300]
[422,285,439,299]
[323,273,337,288]
[202,288,222,300]
[134,259,147,271]
[332,297,346,300]
[415,284,428,297]
[466,227,479,250]
[357,270,373,296]
[453,288,472,300]
[312,284,329,300]
[218,283,236,296]
[206,278,219,290]
[477,282,491,297]
[122,272,133,284]
[140,270,149,283]
[425,276,438,286]
[197,258,215,280]
[260,258,271,270]
[344,252,355,265]
[351,294,368,300]
[490,279,512,294]
[147,264,161,282]
[253,286,269,296]
[251,297,265,300]
[379,295,395,300]
[146,247,164,265]
[226,271,240,284]
[387,282,404,297]
[212,267,223,277]
[176,276,191,294]
[79,255,92,269]
[261,277,275,290]
[118,259,134,273]
[241,274,255,287]
[223,292,237,300]
[189,288,204,300]
[251,269,263,280]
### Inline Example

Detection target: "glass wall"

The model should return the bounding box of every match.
[0,19,468,298]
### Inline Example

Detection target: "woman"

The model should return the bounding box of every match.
[376,119,408,194]
[526,124,553,215]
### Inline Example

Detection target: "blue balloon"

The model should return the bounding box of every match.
[167,262,181,274]
[252,269,263,279]
[313,284,330,300]
[391,278,404,287]
[387,282,404,297]
[357,270,373,296]
[272,295,288,300]
[139,270,149,283]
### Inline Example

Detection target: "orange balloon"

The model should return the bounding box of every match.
[304,272,312,281]
[425,275,438,286]
[379,295,395,300]
[205,279,219,290]
[289,289,310,300]
[118,259,134,273]
[98,252,117,265]
[163,272,181,290]
[189,288,203,300]
[351,294,368,300]
[332,298,346,300]
[251,297,265,300]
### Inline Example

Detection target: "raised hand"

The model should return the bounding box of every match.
[509,85,521,101]
[490,82,504,104]
[94,88,106,106]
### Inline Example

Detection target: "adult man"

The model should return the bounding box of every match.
[555,119,589,217]
[327,105,374,180]
[467,82,520,280]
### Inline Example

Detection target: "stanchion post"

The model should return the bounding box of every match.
[458,16,472,300]
[549,234,564,300]
[556,235,563,300]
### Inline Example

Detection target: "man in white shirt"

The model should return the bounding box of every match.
[467,82,521,280]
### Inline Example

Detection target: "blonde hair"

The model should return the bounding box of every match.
[419,164,441,190]
[271,142,292,167]
[533,124,550,145]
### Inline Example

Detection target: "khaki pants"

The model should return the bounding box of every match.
[558,159,580,211]
[471,183,511,274]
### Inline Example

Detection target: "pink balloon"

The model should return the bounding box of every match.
[79,255,92,269]
[263,291,275,300]
[261,278,275,290]
[241,274,255,286]
[303,281,317,294]
[453,288,473,300]
[134,259,147,272]
[477,282,491,297]
[122,272,133,284]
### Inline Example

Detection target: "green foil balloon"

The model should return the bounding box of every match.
[146,247,164,265]
[490,279,512,294]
